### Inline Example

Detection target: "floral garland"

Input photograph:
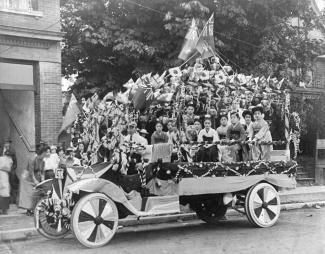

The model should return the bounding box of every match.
[172,160,297,183]
[180,140,287,146]
[289,112,301,159]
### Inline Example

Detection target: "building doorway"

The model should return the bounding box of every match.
[0,61,36,178]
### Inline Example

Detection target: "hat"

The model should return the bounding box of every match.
[219,111,228,119]
[187,101,194,107]
[139,129,149,135]
[204,114,211,119]
[66,147,74,152]
[242,109,253,118]
[50,145,57,150]
[252,105,264,114]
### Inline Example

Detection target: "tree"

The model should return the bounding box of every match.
[61,0,325,97]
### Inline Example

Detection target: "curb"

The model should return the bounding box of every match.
[1,200,324,242]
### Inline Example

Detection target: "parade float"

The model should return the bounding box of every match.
[34,15,300,248]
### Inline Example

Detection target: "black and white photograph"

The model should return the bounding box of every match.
[1,0,325,253]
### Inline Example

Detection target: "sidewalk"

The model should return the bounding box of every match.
[1,186,325,242]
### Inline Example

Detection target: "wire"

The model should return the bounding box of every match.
[214,31,261,49]
[123,0,261,49]
[214,48,249,73]
[124,0,167,16]
[0,20,61,56]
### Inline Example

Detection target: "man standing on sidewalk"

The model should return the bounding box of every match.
[0,139,18,204]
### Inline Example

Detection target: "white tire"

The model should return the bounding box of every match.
[71,193,119,248]
[245,182,281,228]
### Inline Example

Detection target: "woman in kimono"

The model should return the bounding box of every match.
[242,110,253,161]
[217,113,231,161]
[248,106,272,161]
[226,111,246,162]
[151,122,169,144]
[197,116,219,162]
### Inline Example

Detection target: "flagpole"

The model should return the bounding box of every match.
[205,42,230,77]
[179,51,199,68]
[164,51,199,81]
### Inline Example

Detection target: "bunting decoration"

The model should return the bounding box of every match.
[153,161,298,183]
[66,15,302,168]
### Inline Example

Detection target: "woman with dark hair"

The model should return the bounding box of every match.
[151,122,169,144]
[197,116,220,162]
[227,111,246,162]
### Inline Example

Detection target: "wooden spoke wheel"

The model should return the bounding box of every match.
[34,198,70,239]
[192,197,227,224]
[245,182,281,228]
[71,193,119,248]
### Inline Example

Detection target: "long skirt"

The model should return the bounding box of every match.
[18,171,42,210]
[197,145,219,162]
[251,144,272,161]
[0,170,10,210]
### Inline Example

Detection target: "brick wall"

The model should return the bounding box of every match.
[0,42,61,63]
[38,62,62,145]
[0,0,62,146]
[0,0,60,32]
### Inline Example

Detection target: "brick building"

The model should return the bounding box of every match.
[0,0,62,176]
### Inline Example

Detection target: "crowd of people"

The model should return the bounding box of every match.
[0,56,291,216]
[0,140,92,216]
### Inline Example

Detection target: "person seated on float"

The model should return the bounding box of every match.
[197,116,219,162]
[151,121,169,144]
[226,111,246,162]
[123,122,147,175]
[166,120,178,145]
[166,120,179,162]
[123,122,148,146]
[217,112,228,141]
[216,112,230,161]
[242,109,254,161]
[188,117,202,142]
[248,106,273,161]
[227,99,245,125]
[139,129,149,143]
[184,103,196,125]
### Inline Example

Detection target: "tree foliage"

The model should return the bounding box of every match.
[61,0,325,97]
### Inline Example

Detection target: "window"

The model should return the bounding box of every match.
[0,0,38,11]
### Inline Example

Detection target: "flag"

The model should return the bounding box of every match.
[59,94,81,133]
[178,18,199,61]
[169,67,182,77]
[196,14,215,59]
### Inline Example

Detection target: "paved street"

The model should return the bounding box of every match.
[1,208,325,254]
